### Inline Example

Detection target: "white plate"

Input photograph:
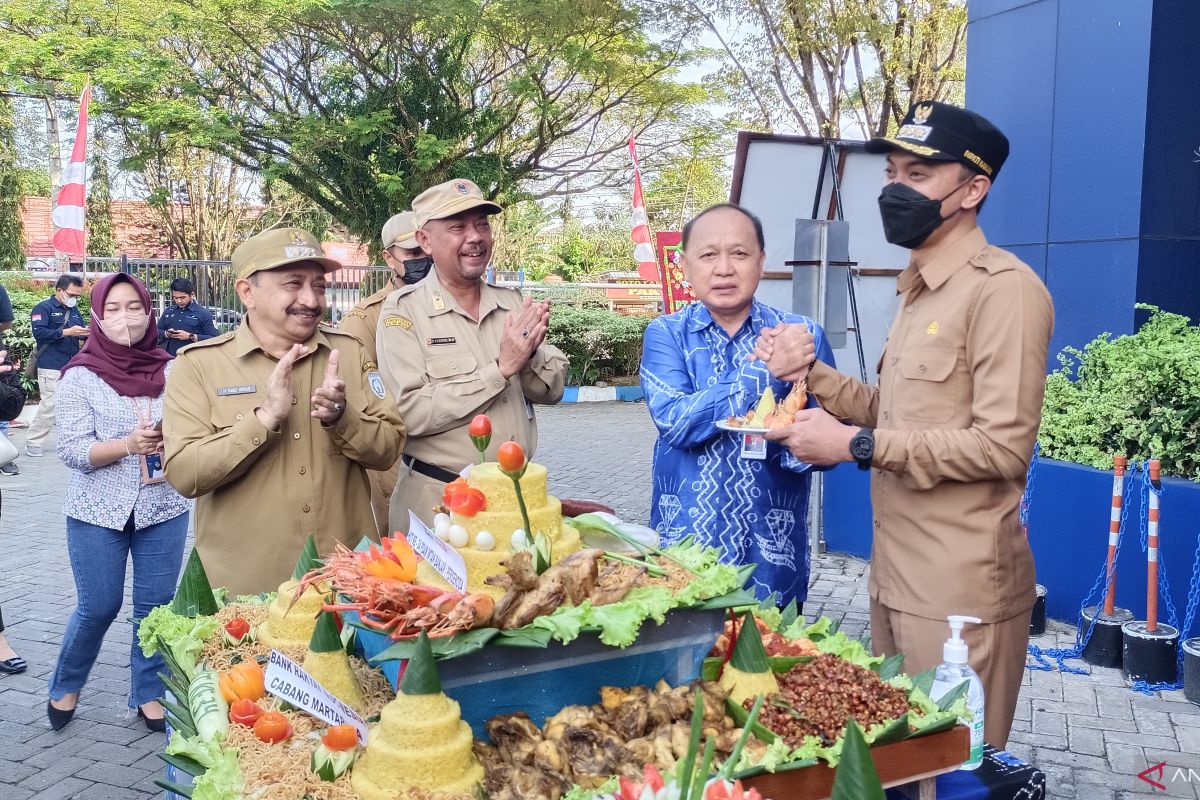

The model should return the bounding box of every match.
[715,420,771,435]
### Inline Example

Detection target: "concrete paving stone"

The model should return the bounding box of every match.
[1072,783,1117,800]
[1098,692,1137,720]
[70,784,155,800]
[1136,708,1176,736]
[16,755,93,791]
[1014,697,1032,721]
[1010,718,1032,733]
[1033,699,1103,718]
[1033,710,1068,737]
[0,702,47,725]
[1104,742,1149,774]
[1177,724,1200,754]
[1,761,42,785]
[1034,747,1112,772]
[1106,729,1182,751]
[25,777,96,800]
[1070,712,1139,732]
[75,760,152,788]
[0,785,36,800]
[22,737,98,768]
[1025,682,1066,701]
[1062,682,1097,707]
[1135,697,1200,715]
[75,740,147,767]
[1068,726,1106,757]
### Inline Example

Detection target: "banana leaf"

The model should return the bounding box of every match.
[907,716,961,739]
[724,697,777,744]
[155,779,195,798]
[495,627,553,648]
[910,667,936,697]
[309,609,343,654]
[158,693,195,734]
[729,611,770,674]
[936,679,970,712]
[292,534,322,580]
[163,710,196,740]
[869,713,910,746]
[730,757,820,780]
[692,587,760,610]
[160,753,207,777]
[369,627,500,663]
[171,548,219,618]
[830,720,886,800]
[398,632,441,695]
[779,599,800,630]
[768,655,815,673]
[874,653,905,680]
[156,669,191,706]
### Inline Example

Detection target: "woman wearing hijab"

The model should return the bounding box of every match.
[47,273,188,732]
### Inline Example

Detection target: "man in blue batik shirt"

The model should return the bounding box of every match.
[640,204,836,606]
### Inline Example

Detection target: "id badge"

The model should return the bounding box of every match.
[740,433,767,460]
[141,451,167,485]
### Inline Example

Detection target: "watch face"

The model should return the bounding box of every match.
[852,435,873,460]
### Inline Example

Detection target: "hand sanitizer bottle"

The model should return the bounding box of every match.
[929,615,985,770]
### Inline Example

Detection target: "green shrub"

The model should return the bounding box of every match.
[0,275,97,397]
[546,305,652,386]
[1039,305,1200,480]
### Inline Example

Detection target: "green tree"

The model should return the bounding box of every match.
[673,0,966,136]
[0,96,25,270]
[16,166,49,196]
[87,141,116,256]
[642,132,731,230]
[1,0,701,249]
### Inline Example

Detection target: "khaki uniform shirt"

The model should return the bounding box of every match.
[162,321,406,595]
[375,271,567,533]
[340,284,401,537]
[808,226,1053,622]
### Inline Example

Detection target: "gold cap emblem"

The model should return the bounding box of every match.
[912,103,933,125]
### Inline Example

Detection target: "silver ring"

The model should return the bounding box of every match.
[522,329,529,338]
[334,403,342,411]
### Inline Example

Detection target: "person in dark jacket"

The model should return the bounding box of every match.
[0,347,29,674]
[157,277,219,357]
[25,274,87,457]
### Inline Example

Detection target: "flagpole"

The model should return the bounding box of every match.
[51,77,91,270]
[628,137,669,310]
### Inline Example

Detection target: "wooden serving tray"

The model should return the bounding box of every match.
[742,725,970,800]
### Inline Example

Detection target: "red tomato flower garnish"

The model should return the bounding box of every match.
[497,441,526,475]
[254,711,293,743]
[321,724,359,751]
[228,698,263,727]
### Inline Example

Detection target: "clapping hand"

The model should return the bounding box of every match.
[256,344,307,430]
[311,348,347,424]
[498,298,550,379]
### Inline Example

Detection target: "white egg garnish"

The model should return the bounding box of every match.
[448,524,470,548]
[475,531,496,551]
[433,513,452,537]
[510,529,528,550]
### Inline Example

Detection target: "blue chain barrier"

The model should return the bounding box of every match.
[1027,466,1136,675]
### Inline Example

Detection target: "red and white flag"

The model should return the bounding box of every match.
[628,137,661,283]
[51,79,91,257]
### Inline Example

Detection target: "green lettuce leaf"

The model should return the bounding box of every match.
[530,602,592,645]
[586,602,648,648]
[562,775,618,800]
[623,586,675,625]
[191,747,244,800]
[138,605,219,680]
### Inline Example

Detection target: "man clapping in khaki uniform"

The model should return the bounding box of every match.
[163,228,406,595]
[376,179,567,534]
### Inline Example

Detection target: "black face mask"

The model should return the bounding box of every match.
[400,256,433,285]
[877,178,971,249]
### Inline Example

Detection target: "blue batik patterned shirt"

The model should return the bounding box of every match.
[640,299,836,605]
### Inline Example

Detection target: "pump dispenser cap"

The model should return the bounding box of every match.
[944,615,981,664]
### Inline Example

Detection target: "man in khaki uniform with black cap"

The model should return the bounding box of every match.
[340,210,428,536]
[760,101,1053,748]
[163,227,406,595]
[376,179,567,534]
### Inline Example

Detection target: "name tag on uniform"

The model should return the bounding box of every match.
[426,337,456,346]
[367,371,386,399]
[216,384,257,396]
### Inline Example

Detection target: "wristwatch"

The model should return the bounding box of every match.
[850,428,875,470]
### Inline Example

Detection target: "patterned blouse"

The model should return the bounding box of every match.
[56,365,190,530]
[640,300,836,605]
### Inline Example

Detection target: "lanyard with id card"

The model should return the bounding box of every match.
[740,433,767,460]
[127,398,167,484]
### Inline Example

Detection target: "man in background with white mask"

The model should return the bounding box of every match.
[26,274,89,457]
[758,101,1054,749]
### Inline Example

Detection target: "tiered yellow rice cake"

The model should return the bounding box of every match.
[351,691,483,799]
[415,462,581,598]
[258,579,323,649]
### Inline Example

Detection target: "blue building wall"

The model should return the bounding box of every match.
[823,1,1200,624]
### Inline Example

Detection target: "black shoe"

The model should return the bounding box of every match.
[47,700,76,731]
[138,705,166,733]
[0,462,18,476]
[0,656,26,674]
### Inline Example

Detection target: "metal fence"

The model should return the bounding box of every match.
[68,257,652,327]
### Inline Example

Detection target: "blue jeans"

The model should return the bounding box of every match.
[49,512,188,708]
